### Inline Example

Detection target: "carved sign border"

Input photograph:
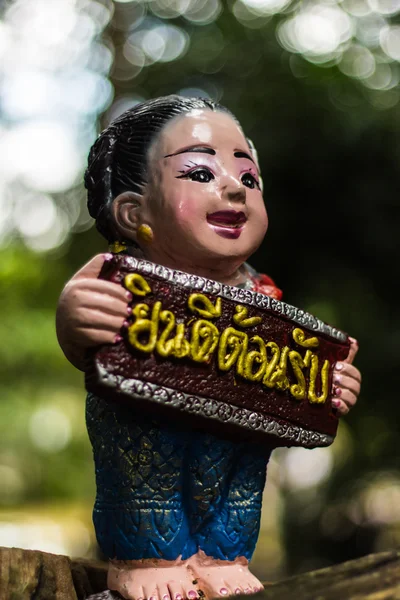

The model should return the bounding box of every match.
[96,364,334,448]
[122,257,348,343]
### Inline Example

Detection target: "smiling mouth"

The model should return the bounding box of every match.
[206,211,247,228]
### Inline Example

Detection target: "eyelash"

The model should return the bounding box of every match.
[176,165,260,189]
[241,172,260,190]
[176,166,215,183]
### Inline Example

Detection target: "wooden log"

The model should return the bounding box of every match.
[259,550,400,600]
[0,547,399,599]
[0,547,107,600]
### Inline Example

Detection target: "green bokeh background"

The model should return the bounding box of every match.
[1,0,399,582]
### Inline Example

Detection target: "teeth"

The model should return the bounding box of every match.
[209,221,244,228]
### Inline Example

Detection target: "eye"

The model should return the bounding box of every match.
[177,168,215,183]
[241,172,259,189]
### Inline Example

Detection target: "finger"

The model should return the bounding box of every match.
[343,336,359,365]
[334,362,362,384]
[73,310,127,334]
[78,293,130,318]
[68,278,132,303]
[332,374,361,398]
[73,254,109,280]
[332,388,358,409]
[75,327,124,347]
[332,398,350,416]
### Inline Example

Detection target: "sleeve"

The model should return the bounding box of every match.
[249,272,283,300]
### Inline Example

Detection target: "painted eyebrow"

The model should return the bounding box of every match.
[164,145,216,158]
[234,150,255,165]
[164,146,256,165]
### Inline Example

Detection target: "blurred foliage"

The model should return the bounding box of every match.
[1,0,400,579]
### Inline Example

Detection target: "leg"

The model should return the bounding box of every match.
[86,394,199,600]
[186,434,272,598]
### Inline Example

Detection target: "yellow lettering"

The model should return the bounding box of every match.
[241,335,266,382]
[308,355,330,404]
[288,351,307,400]
[188,294,222,319]
[123,286,332,406]
[190,320,219,363]
[172,323,190,359]
[128,301,161,352]
[292,327,319,348]
[124,274,152,297]
[262,342,280,388]
[270,346,290,391]
[156,309,176,357]
[233,305,262,328]
[218,327,247,372]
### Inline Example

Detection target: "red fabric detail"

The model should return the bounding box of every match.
[250,273,283,300]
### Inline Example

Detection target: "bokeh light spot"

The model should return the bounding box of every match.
[14,193,56,238]
[2,121,82,192]
[277,6,353,60]
[29,407,72,453]
[339,44,376,78]
[380,25,400,60]
[342,0,372,17]
[184,0,222,24]
[282,447,333,490]
[240,0,291,15]
[368,0,400,15]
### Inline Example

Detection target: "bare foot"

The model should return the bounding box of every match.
[189,551,263,598]
[107,557,203,600]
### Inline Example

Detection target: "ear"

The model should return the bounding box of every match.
[111,191,143,243]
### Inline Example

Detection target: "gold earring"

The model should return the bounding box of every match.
[137,224,154,244]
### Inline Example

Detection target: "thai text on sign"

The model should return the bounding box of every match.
[125,272,330,405]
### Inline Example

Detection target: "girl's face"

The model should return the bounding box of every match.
[141,109,268,273]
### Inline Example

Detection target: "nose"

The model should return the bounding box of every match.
[222,175,246,204]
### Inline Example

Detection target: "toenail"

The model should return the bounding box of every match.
[220,588,229,596]
[149,596,157,600]
[244,589,251,595]
[235,589,241,595]
[188,591,197,599]
[163,595,170,600]
[175,595,183,600]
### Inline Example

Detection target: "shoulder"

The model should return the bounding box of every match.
[243,263,283,300]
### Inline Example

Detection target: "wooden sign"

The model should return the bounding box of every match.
[85,255,350,449]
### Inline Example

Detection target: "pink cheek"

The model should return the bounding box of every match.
[174,197,205,228]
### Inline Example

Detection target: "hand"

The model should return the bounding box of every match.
[331,337,361,416]
[56,254,132,371]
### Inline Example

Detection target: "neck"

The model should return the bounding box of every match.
[127,246,249,287]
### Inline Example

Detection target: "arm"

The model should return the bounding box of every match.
[56,254,132,371]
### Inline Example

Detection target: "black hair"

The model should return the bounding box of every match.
[84,94,237,242]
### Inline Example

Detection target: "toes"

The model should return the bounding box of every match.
[219,583,233,597]
[167,583,184,600]
[158,586,171,600]
[243,585,258,595]
[136,585,145,600]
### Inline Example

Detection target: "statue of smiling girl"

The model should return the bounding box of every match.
[56,95,361,600]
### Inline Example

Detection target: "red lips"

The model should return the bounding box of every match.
[206,211,247,226]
